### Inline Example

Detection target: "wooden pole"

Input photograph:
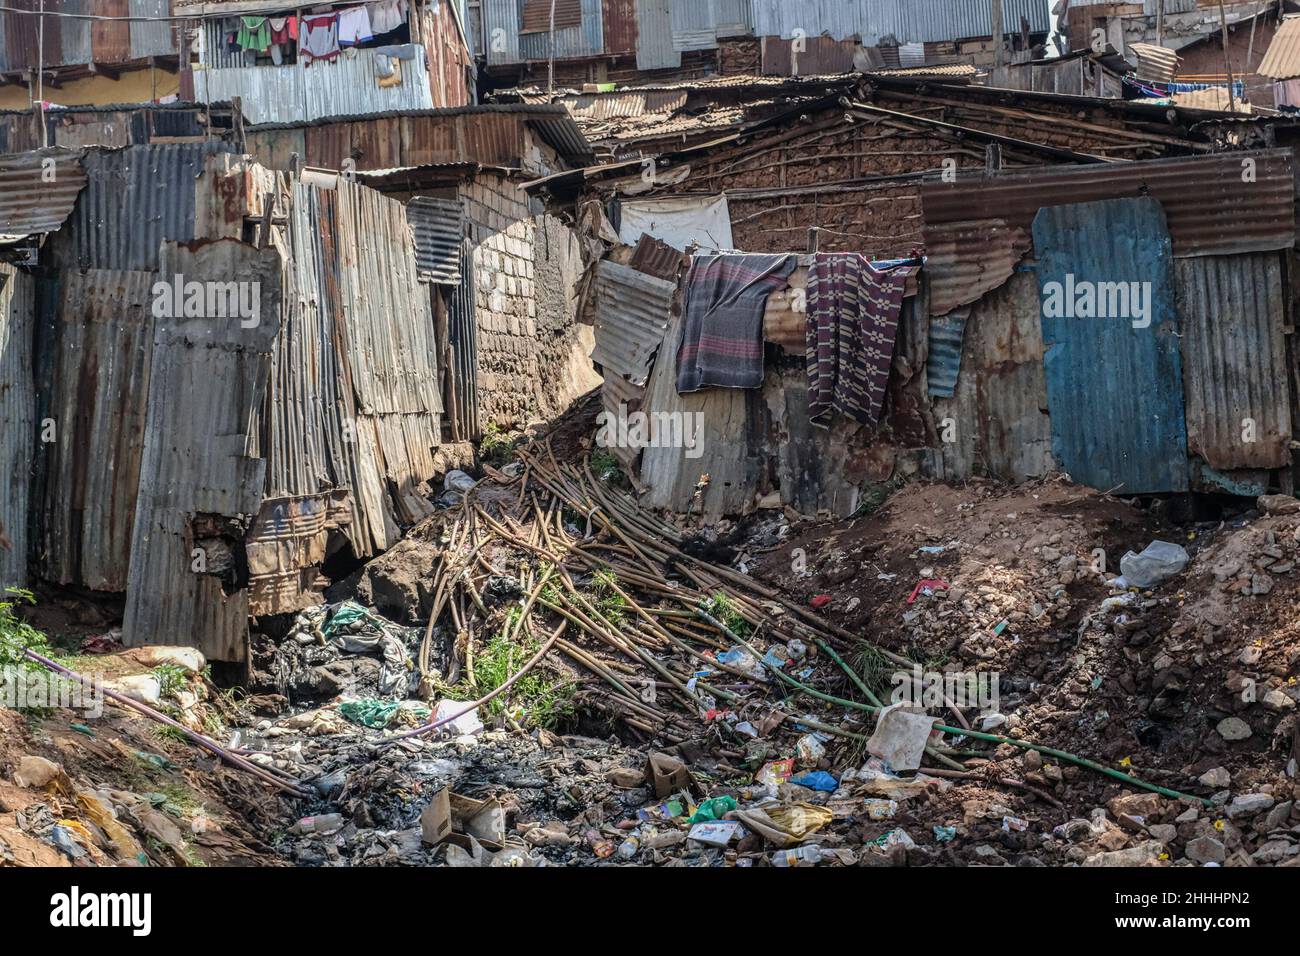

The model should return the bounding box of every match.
[1156,0,1165,46]
[547,0,557,99]
[992,0,1006,70]
[1218,1,1238,112]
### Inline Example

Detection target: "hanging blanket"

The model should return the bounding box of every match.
[805,254,916,425]
[676,254,796,393]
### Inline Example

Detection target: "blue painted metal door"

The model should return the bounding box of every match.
[1032,197,1188,493]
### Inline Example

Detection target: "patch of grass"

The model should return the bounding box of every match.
[480,422,518,467]
[153,663,189,700]
[850,642,897,703]
[446,630,574,731]
[591,448,622,482]
[852,477,905,519]
[0,588,51,669]
[702,591,751,638]
[153,724,190,745]
[591,570,628,626]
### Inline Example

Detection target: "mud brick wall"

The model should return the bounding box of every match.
[463,172,590,430]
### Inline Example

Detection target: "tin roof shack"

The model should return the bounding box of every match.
[244,104,599,436]
[181,0,474,122]
[538,74,1297,516]
[529,77,1226,257]
[1,142,446,661]
[1063,1,1277,106]
[0,100,239,153]
[0,1,183,111]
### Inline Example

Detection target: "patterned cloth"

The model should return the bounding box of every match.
[805,254,915,425]
[676,254,796,393]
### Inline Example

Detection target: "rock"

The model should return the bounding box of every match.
[971,844,1006,864]
[1198,767,1231,789]
[1263,801,1293,831]
[980,713,1008,731]
[1107,792,1165,821]
[1096,827,1131,851]
[1263,689,1296,713]
[1082,841,1165,867]
[1216,717,1253,741]
[1238,647,1263,666]
[1175,806,1200,823]
[1147,824,1178,843]
[12,755,60,789]
[1023,749,1043,772]
[1252,840,1295,863]
[1185,836,1226,865]
[1258,494,1300,516]
[1226,793,1275,819]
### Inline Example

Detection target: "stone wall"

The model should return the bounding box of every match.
[463,172,599,430]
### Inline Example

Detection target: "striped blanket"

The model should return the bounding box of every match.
[805,254,915,425]
[676,254,797,393]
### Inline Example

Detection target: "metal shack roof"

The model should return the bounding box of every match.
[921,149,1296,314]
[749,0,1050,45]
[0,149,87,243]
[1258,16,1300,80]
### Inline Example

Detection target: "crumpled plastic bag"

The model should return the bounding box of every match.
[734,803,832,848]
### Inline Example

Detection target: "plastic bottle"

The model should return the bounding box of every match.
[771,845,821,867]
[616,833,641,860]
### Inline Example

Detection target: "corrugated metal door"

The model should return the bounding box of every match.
[1033,197,1189,493]
[448,239,481,440]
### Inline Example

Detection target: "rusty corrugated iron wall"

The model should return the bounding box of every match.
[0,264,35,589]
[122,239,281,662]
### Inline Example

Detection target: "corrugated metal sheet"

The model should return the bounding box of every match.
[518,0,603,60]
[1033,198,1189,494]
[1144,0,1197,13]
[591,258,674,386]
[521,0,581,31]
[749,0,1050,45]
[670,0,718,52]
[123,239,280,661]
[636,0,681,70]
[562,89,686,120]
[926,308,968,398]
[628,232,682,280]
[56,142,231,271]
[0,12,6,73]
[247,490,352,615]
[600,370,644,473]
[1129,42,1180,84]
[194,45,436,124]
[482,0,522,64]
[0,149,87,242]
[923,218,1029,316]
[408,196,465,283]
[37,270,155,592]
[762,36,861,76]
[343,180,441,547]
[1258,16,1300,80]
[4,0,58,72]
[448,237,481,439]
[639,308,756,518]
[129,0,177,59]
[929,271,1054,485]
[921,150,1296,315]
[0,264,34,589]
[716,0,750,37]
[603,0,637,54]
[93,0,132,64]
[1176,252,1291,470]
[60,0,93,67]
